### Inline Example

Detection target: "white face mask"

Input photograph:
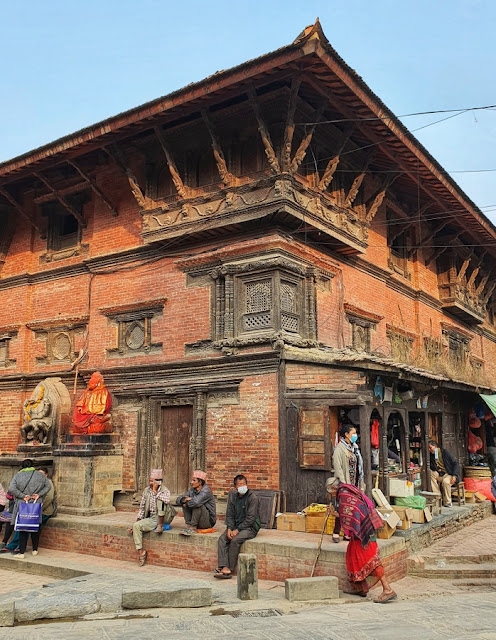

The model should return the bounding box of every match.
[237,485,248,495]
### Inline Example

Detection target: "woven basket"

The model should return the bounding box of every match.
[464,466,492,479]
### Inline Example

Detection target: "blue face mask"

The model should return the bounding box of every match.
[350,434,358,444]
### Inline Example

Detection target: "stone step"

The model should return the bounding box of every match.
[409,563,496,579]
[408,553,496,571]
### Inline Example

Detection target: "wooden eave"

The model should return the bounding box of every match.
[0,20,495,250]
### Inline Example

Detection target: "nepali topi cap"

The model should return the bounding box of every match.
[193,469,207,481]
[150,469,163,480]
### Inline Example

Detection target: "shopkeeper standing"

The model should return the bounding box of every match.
[331,424,365,543]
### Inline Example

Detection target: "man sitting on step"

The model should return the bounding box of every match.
[175,470,216,536]
[428,440,461,508]
[214,474,261,579]
[129,469,171,566]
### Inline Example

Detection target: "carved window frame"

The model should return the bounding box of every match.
[387,328,414,363]
[387,210,410,279]
[346,315,377,353]
[442,327,471,366]
[40,194,89,263]
[235,270,303,339]
[102,302,164,358]
[0,330,17,368]
[28,322,87,366]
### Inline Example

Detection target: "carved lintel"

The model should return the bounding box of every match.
[282,76,301,172]
[153,127,190,199]
[248,87,281,174]
[290,102,326,174]
[0,187,40,233]
[33,173,86,228]
[67,161,118,217]
[482,280,496,304]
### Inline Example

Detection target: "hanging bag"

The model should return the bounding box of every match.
[15,500,42,532]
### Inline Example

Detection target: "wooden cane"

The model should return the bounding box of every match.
[311,513,329,577]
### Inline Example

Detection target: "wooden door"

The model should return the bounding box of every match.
[442,413,458,459]
[281,405,330,512]
[161,405,193,494]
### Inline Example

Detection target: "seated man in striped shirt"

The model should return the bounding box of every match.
[129,469,170,566]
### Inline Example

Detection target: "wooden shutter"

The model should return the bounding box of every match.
[298,407,331,470]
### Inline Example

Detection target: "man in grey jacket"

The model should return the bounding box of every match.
[214,474,260,579]
[5,459,50,559]
[176,470,216,535]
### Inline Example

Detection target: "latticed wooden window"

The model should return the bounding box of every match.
[280,280,299,333]
[298,407,331,470]
[117,316,152,354]
[243,279,273,331]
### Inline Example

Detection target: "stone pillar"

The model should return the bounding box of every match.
[237,553,258,601]
[53,434,123,516]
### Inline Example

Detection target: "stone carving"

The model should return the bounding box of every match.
[20,377,71,448]
[73,371,112,435]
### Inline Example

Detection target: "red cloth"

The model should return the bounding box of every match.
[371,419,380,449]
[346,538,382,583]
[337,484,383,545]
[463,477,496,502]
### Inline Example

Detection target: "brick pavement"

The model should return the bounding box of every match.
[418,514,496,559]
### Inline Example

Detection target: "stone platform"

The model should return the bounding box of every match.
[38,501,493,586]
[39,511,406,587]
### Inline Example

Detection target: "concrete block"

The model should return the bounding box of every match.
[15,593,99,622]
[285,576,339,602]
[122,580,211,609]
[0,600,14,627]
[237,553,258,601]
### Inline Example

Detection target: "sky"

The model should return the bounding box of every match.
[1,1,495,221]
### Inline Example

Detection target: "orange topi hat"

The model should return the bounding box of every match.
[193,470,207,481]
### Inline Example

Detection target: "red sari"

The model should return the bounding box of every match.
[337,484,384,591]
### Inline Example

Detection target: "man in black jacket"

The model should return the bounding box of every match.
[214,475,260,579]
[429,440,461,507]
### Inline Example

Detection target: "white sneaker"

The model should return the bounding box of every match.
[15,553,25,559]
[32,550,38,556]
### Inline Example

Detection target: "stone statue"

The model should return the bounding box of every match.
[21,384,53,444]
[72,371,112,435]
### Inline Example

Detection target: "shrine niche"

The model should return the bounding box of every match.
[19,377,71,450]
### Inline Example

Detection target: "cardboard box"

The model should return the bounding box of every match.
[277,513,306,532]
[409,507,433,523]
[376,507,401,539]
[389,478,415,498]
[391,506,414,530]
[303,504,333,534]
[474,491,487,503]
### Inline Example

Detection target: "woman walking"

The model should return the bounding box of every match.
[326,476,397,603]
[5,459,50,559]
[331,424,365,542]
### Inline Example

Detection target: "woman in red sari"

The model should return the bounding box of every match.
[326,477,397,603]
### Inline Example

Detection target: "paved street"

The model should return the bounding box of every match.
[1,591,496,640]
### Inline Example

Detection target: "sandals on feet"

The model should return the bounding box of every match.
[180,528,194,536]
[138,550,147,566]
[332,534,340,543]
[342,588,367,598]
[374,590,397,603]
[213,568,232,579]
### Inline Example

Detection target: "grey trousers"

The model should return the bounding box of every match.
[132,515,158,549]
[182,504,211,529]
[217,528,257,571]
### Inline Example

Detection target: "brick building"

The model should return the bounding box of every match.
[0,21,494,510]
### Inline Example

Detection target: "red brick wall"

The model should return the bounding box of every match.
[206,373,280,495]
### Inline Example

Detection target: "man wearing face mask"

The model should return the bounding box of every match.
[214,475,261,579]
